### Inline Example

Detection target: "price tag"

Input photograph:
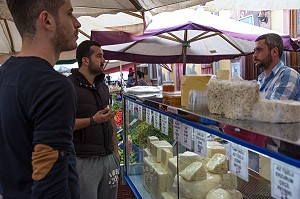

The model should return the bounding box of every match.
[161,115,169,135]
[181,124,193,150]
[271,159,300,199]
[131,102,135,116]
[194,129,207,157]
[229,143,249,181]
[138,105,143,120]
[173,120,181,142]
[146,108,152,125]
[126,100,129,115]
[153,111,160,130]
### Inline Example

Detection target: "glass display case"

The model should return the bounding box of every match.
[121,93,300,199]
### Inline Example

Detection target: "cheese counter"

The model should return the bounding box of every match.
[121,93,300,199]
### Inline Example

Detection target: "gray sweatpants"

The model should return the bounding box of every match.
[76,153,120,199]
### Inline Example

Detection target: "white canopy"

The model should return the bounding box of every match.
[204,0,300,12]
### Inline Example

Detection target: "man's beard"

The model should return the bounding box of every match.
[53,20,77,53]
[255,53,273,71]
[88,61,104,76]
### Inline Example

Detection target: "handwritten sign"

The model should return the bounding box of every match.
[229,143,249,181]
[272,159,300,199]
[194,129,207,157]
[181,124,193,150]
[146,108,152,125]
[173,120,181,142]
[161,115,169,135]
[138,105,143,120]
[153,111,160,130]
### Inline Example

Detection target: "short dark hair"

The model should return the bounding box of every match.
[76,40,101,67]
[255,33,284,58]
[6,0,65,37]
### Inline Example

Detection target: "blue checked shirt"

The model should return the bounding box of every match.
[258,61,300,101]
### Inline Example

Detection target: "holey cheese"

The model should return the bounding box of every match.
[206,153,228,174]
[205,188,232,199]
[180,161,207,181]
[252,99,300,123]
[150,140,173,163]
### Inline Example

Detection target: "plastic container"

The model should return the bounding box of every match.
[186,90,208,110]
[163,91,181,107]
[162,82,175,92]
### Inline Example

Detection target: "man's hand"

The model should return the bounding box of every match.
[93,107,115,123]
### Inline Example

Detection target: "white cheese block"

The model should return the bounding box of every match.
[207,145,226,158]
[160,192,174,199]
[206,153,228,174]
[180,161,207,181]
[222,172,238,189]
[147,136,159,148]
[143,148,151,157]
[179,151,205,171]
[228,190,243,199]
[167,157,178,198]
[175,173,222,199]
[143,156,158,192]
[161,148,173,170]
[205,188,232,199]
[150,140,173,163]
[207,141,222,146]
[150,164,168,199]
[252,99,300,123]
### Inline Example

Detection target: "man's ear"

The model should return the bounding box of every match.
[82,57,89,66]
[38,11,55,31]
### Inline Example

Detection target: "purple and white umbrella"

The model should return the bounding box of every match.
[91,9,298,70]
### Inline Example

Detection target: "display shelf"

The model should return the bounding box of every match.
[124,94,300,167]
[122,93,300,199]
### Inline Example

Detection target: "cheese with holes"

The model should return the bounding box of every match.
[161,148,173,170]
[179,151,206,171]
[207,145,226,158]
[180,161,207,181]
[175,173,222,199]
[147,136,159,148]
[222,172,238,189]
[205,188,232,199]
[206,154,228,174]
[150,140,173,163]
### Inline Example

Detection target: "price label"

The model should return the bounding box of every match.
[181,124,193,150]
[173,120,181,142]
[161,115,169,135]
[125,100,129,115]
[194,129,207,157]
[138,105,143,120]
[153,111,160,130]
[131,102,135,116]
[229,143,249,181]
[146,108,152,125]
[271,159,300,199]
